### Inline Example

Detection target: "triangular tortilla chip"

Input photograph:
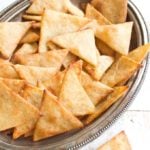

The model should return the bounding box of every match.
[84,86,128,124]
[33,91,83,141]
[0,22,32,58]
[47,41,61,50]
[91,0,128,23]
[63,53,78,68]
[96,39,115,57]
[22,14,42,21]
[59,66,95,116]
[51,29,98,66]
[98,131,131,150]
[39,9,89,52]
[0,81,39,131]
[86,4,111,25]
[0,78,26,94]
[95,22,133,55]
[80,71,113,105]
[13,85,44,139]
[20,29,40,44]
[0,63,19,79]
[14,65,57,85]
[14,49,68,70]
[101,56,140,87]
[13,43,38,62]
[128,44,150,63]
[84,55,114,80]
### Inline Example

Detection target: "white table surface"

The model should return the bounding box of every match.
[0,0,150,150]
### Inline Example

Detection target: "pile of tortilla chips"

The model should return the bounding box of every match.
[0,0,149,142]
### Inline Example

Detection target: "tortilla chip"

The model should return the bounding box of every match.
[22,14,42,21]
[95,22,133,55]
[13,43,38,62]
[39,9,89,52]
[0,63,19,79]
[63,53,78,68]
[20,30,40,44]
[80,71,113,105]
[98,131,131,150]
[65,0,84,17]
[0,58,10,64]
[59,65,95,116]
[47,41,61,50]
[84,55,114,80]
[96,39,115,57]
[128,44,150,63]
[101,56,140,87]
[91,0,128,23]
[14,65,57,85]
[33,91,83,141]
[13,85,44,139]
[84,86,128,124]
[0,81,39,131]
[14,49,68,70]
[0,22,31,58]
[86,4,111,25]
[51,29,98,66]
[0,78,26,94]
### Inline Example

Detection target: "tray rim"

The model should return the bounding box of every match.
[0,0,149,150]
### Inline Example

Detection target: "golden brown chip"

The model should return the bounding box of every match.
[13,85,44,139]
[14,49,68,70]
[0,81,39,131]
[0,22,32,59]
[98,131,131,150]
[13,43,38,62]
[20,30,40,44]
[96,39,115,57]
[91,0,128,23]
[95,22,133,55]
[51,29,98,66]
[59,65,95,116]
[86,4,111,25]
[84,86,128,124]
[0,63,19,79]
[0,78,26,94]
[63,53,78,68]
[33,91,83,141]
[39,9,89,52]
[101,56,140,87]
[128,44,150,63]
[14,65,57,85]
[84,55,114,80]
[22,14,42,21]
[81,71,113,105]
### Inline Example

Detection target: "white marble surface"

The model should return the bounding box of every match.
[0,0,150,150]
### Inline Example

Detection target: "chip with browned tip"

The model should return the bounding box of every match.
[33,91,83,141]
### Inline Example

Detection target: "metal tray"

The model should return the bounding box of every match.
[0,0,149,149]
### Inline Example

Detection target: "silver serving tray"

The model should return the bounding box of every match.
[0,0,149,149]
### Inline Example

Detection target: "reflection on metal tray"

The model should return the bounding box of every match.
[0,0,149,149]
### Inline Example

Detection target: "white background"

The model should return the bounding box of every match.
[0,0,150,149]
